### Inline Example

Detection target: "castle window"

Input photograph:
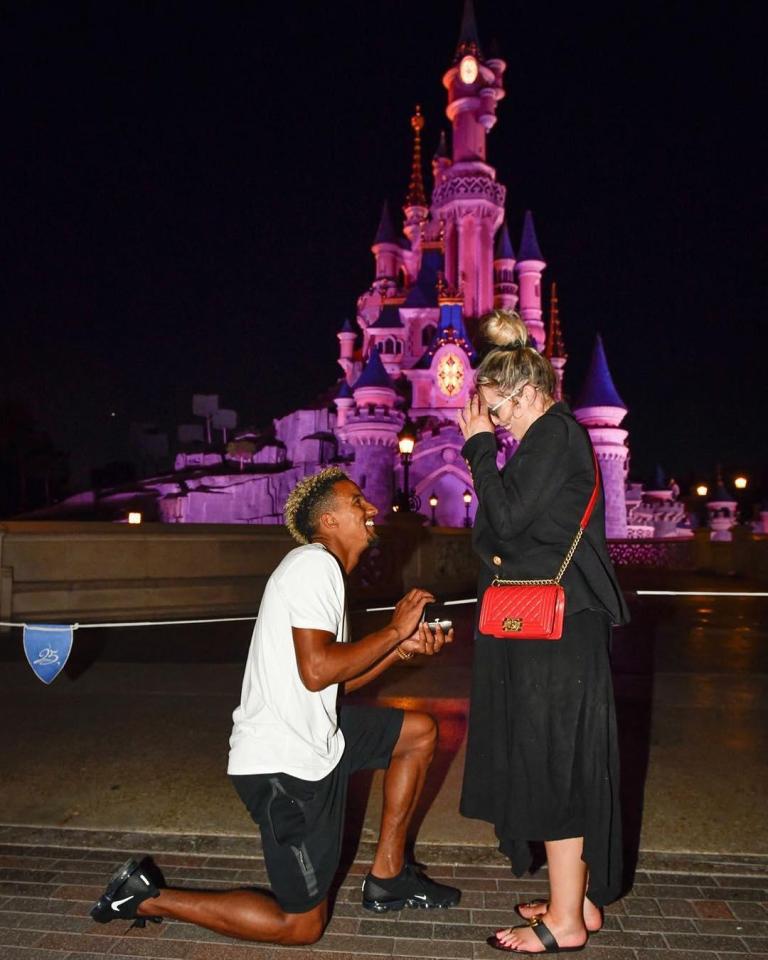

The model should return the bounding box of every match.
[382,337,396,354]
[422,324,436,346]
[395,339,403,355]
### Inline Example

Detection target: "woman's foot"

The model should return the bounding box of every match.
[490,913,588,953]
[516,897,603,933]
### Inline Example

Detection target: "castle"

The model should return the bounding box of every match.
[53,1,698,539]
[161,1,635,533]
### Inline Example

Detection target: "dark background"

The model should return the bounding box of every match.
[2,0,765,507]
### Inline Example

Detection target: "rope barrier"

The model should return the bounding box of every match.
[2,589,765,630]
[0,615,258,631]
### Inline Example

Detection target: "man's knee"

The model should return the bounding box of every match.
[397,711,438,758]
[279,904,326,945]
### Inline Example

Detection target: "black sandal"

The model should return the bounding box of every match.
[487,918,589,954]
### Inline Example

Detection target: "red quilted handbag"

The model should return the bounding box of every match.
[478,449,600,641]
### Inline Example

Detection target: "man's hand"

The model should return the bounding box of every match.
[390,588,435,643]
[398,619,454,659]
[458,392,494,440]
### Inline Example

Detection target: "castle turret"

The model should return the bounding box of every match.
[431,0,506,322]
[337,317,357,382]
[338,349,403,512]
[516,210,546,349]
[334,380,355,428]
[573,335,628,538]
[372,200,402,282]
[544,282,567,400]
[493,220,517,310]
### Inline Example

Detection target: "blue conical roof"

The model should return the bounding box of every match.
[574,335,626,410]
[404,248,444,307]
[336,380,353,399]
[339,317,355,333]
[373,200,398,245]
[370,304,404,328]
[353,348,394,390]
[518,210,544,262]
[494,221,515,260]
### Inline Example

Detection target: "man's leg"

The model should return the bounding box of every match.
[371,710,437,877]
[91,856,327,945]
[137,887,327,945]
[361,710,460,911]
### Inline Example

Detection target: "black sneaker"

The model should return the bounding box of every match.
[90,857,162,926]
[361,863,461,912]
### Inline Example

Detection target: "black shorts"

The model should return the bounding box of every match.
[230,704,404,914]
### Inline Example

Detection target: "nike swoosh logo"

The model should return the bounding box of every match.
[111,895,134,911]
[411,894,429,900]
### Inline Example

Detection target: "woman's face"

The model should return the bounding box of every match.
[479,384,521,429]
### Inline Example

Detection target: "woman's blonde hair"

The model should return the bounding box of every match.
[475,309,556,399]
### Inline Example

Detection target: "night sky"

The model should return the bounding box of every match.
[3,1,765,497]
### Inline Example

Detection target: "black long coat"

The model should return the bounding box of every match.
[460,402,628,905]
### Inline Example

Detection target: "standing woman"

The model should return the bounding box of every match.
[458,311,629,954]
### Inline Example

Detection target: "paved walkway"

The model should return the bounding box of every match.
[1,590,766,957]
[1,826,767,959]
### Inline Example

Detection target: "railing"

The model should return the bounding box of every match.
[608,538,698,570]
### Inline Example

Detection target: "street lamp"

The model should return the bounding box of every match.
[734,476,748,490]
[428,491,438,526]
[463,489,473,527]
[695,484,708,497]
[396,417,420,512]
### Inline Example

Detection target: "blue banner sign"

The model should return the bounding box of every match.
[23,625,73,684]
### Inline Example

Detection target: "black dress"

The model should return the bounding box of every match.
[459,403,629,906]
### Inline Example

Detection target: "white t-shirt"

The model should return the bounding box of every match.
[227,543,348,780]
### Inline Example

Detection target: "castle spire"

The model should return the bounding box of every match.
[545,282,567,400]
[455,0,482,60]
[373,200,398,245]
[573,335,629,538]
[434,129,449,160]
[517,210,546,348]
[405,105,427,208]
[574,334,626,411]
[494,221,515,260]
[518,209,544,261]
[545,282,566,360]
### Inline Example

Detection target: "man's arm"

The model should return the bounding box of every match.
[342,620,453,693]
[291,588,434,693]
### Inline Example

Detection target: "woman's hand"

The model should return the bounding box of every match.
[458,392,494,440]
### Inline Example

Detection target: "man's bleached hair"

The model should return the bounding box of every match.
[284,467,349,544]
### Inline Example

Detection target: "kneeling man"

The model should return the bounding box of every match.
[90,467,458,944]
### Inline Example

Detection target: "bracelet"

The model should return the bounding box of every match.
[396,645,414,661]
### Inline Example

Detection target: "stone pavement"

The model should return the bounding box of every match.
[0,825,767,959]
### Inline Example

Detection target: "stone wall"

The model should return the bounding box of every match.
[2,522,765,629]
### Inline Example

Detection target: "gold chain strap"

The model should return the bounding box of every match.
[491,526,585,588]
